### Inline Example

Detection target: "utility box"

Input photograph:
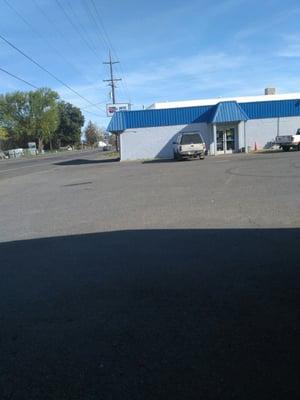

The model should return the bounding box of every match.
[265,88,276,95]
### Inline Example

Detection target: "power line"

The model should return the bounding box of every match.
[78,0,129,102]
[89,0,115,53]
[0,66,106,118]
[65,0,99,55]
[0,67,38,89]
[82,0,131,103]
[80,0,108,52]
[81,101,107,111]
[54,0,101,61]
[31,0,107,115]
[88,0,132,103]
[3,0,94,83]
[0,32,104,111]
[33,0,85,59]
[83,109,106,118]
[78,0,131,102]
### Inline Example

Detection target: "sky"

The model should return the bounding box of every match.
[1,0,300,128]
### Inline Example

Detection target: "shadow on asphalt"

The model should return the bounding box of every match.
[0,229,299,399]
[54,157,120,166]
[142,158,176,164]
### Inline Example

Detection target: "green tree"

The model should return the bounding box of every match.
[28,88,59,152]
[0,126,8,149]
[0,91,30,148]
[55,101,84,147]
[84,121,99,147]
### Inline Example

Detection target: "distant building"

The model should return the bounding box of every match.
[108,89,300,160]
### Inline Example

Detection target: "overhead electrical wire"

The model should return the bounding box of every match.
[0,67,38,89]
[80,0,108,53]
[54,0,101,61]
[32,0,108,110]
[32,0,87,60]
[88,0,132,102]
[55,0,129,105]
[65,0,100,55]
[1,0,130,114]
[77,0,131,103]
[3,0,95,84]
[0,66,105,118]
[0,32,106,114]
[81,101,107,111]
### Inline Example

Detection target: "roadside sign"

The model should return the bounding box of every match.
[106,103,131,117]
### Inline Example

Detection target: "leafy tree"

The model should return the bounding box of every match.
[28,88,59,152]
[0,126,8,149]
[84,121,99,147]
[0,91,31,147]
[55,101,84,147]
[0,88,85,152]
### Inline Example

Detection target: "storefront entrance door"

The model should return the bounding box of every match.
[216,127,236,154]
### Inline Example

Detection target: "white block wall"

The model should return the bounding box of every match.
[120,123,211,161]
[245,116,300,150]
[119,116,300,160]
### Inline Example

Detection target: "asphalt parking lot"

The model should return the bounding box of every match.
[0,151,299,399]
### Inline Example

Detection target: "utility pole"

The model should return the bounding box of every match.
[103,51,122,153]
[103,51,121,105]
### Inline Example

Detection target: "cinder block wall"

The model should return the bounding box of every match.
[246,116,300,149]
[120,123,211,161]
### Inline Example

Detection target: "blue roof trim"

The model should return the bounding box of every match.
[240,99,300,119]
[107,105,213,132]
[107,98,300,132]
[107,111,126,132]
[208,101,248,123]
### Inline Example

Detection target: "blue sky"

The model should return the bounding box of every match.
[1,0,300,127]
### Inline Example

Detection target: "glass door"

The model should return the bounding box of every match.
[216,127,236,154]
[225,128,235,153]
[217,130,224,152]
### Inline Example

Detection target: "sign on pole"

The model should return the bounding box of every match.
[106,103,131,117]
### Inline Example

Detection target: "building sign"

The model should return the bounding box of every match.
[106,103,131,117]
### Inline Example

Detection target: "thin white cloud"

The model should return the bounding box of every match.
[121,51,245,104]
[235,6,300,40]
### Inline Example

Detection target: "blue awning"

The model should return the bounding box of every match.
[208,101,249,123]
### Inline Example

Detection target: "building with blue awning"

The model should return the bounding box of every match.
[108,89,300,160]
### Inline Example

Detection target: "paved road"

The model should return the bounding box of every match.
[0,152,299,399]
[0,149,111,180]
[0,151,299,242]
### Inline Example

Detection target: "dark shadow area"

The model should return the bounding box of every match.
[142,158,177,164]
[142,158,203,164]
[63,181,93,187]
[54,157,120,166]
[0,229,299,400]
[259,149,300,154]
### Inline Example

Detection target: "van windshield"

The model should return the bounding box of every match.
[181,134,202,144]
